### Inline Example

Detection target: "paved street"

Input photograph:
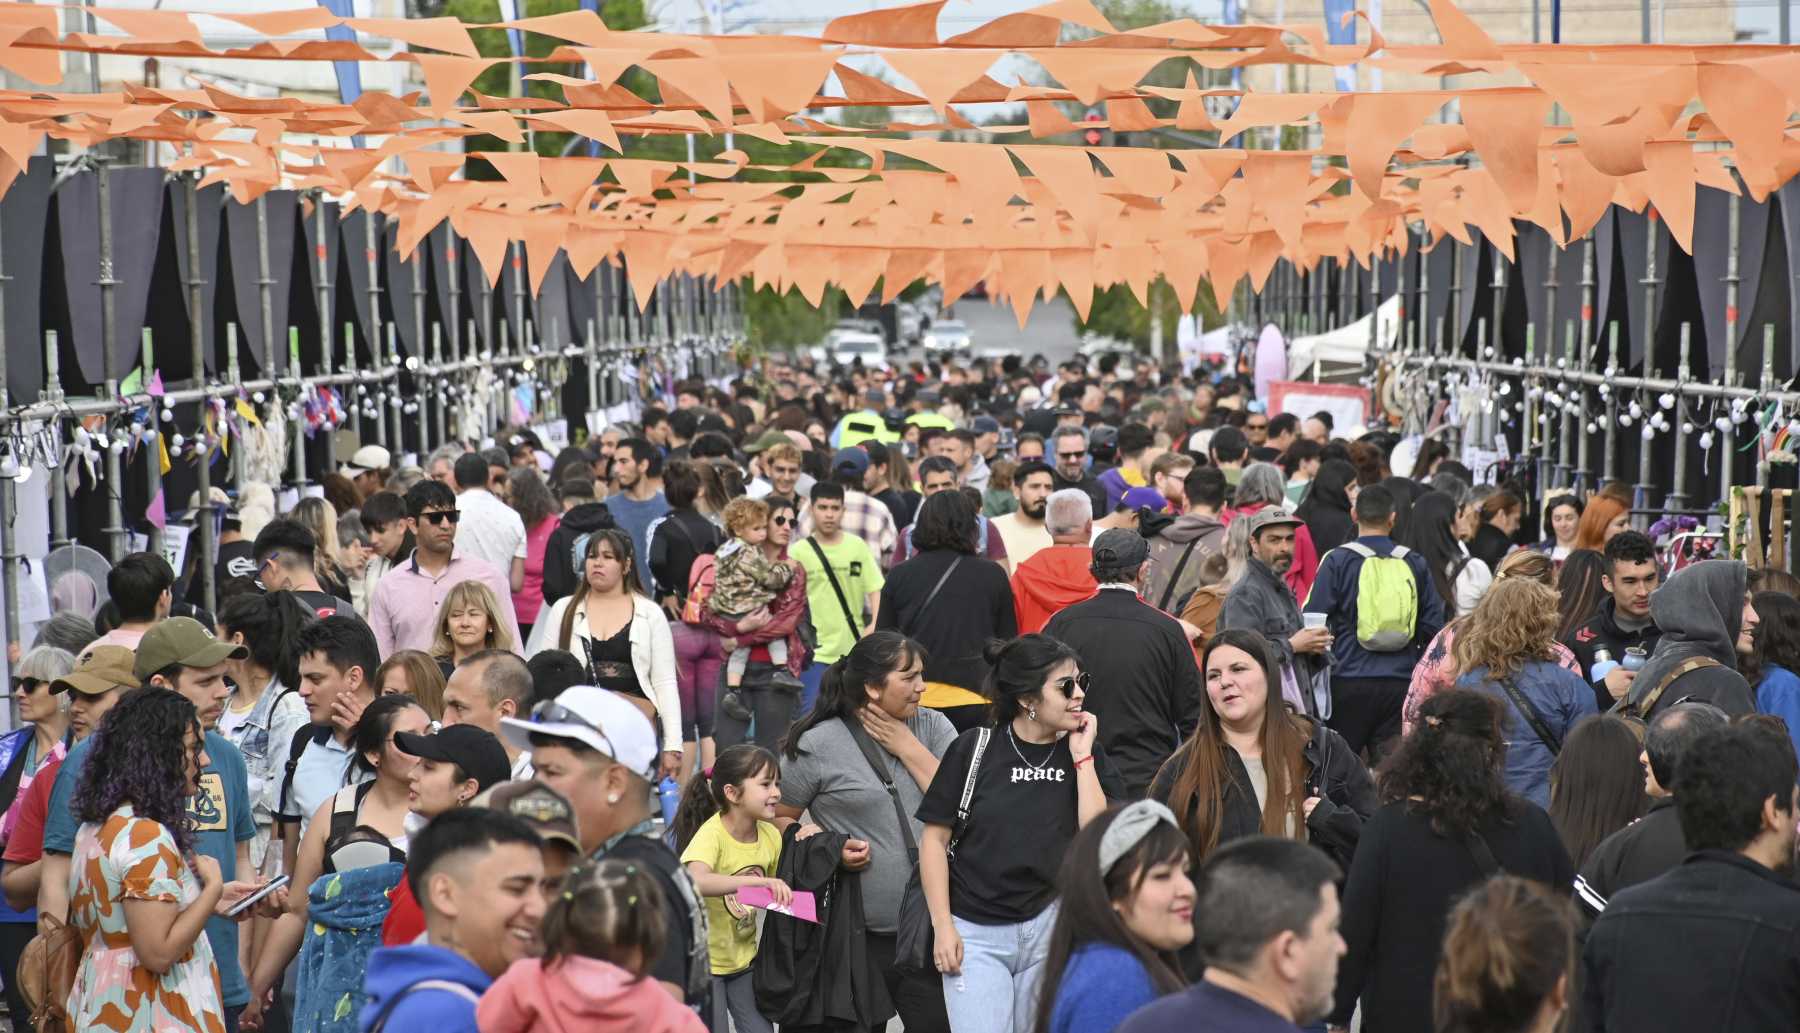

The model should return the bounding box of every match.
[937,295,1083,366]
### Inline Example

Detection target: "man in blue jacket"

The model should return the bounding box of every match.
[360,809,546,1032]
[1303,484,1447,758]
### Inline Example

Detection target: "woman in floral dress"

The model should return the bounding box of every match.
[67,687,227,1033]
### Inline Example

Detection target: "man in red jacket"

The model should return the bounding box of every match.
[1010,488,1100,633]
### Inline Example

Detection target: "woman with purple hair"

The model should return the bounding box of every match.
[66,687,228,1033]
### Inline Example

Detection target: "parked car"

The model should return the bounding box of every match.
[829,330,889,369]
[922,319,972,355]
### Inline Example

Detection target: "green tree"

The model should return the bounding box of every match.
[1074,280,1222,356]
[744,286,845,351]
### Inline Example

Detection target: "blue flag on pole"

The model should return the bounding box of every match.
[1323,0,1358,91]
[316,0,363,107]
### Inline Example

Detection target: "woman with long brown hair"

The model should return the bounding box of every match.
[1149,627,1375,978]
[1402,550,1584,735]
[1451,577,1599,808]
[526,527,682,779]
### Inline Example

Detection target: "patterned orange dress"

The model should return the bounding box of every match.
[67,804,226,1033]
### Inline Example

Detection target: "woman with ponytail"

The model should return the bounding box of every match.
[1433,876,1576,1033]
[217,589,317,870]
[775,630,957,1032]
[1325,691,1573,1033]
[918,634,1122,1033]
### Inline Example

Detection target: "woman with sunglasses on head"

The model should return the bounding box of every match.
[527,527,683,780]
[1149,627,1375,979]
[918,634,1123,1033]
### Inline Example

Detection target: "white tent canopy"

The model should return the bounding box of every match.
[1286,295,1401,379]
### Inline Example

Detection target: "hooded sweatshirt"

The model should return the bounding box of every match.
[542,501,617,606]
[1625,560,1755,719]
[476,956,707,1033]
[358,944,490,1033]
[1297,460,1357,555]
[1012,545,1097,633]
[1142,511,1227,612]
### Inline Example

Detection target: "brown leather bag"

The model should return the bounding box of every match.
[18,913,81,1033]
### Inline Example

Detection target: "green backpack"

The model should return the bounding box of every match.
[1342,543,1418,652]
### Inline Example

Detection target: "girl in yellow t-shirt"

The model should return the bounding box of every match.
[675,744,794,1033]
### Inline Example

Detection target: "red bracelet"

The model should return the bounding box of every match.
[1074,755,1094,769]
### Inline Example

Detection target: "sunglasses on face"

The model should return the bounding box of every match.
[8,677,41,696]
[771,515,792,527]
[1050,672,1092,696]
[421,510,462,526]
[1058,451,1085,460]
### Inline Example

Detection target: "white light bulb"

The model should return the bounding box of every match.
[1700,431,1715,449]
[1620,413,1633,427]
[1716,416,1733,433]
[1682,422,1694,435]
[1628,401,1643,419]
[1659,393,1675,410]
[252,392,265,404]
[1586,421,1598,434]
[160,408,173,422]
[171,434,184,448]
[1641,425,1655,441]
[406,356,420,371]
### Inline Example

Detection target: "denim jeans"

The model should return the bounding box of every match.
[800,660,831,715]
[942,903,1060,1033]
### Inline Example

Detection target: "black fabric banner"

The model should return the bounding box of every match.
[56,167,166,384]
[2,157,51,403]
[222,190,298,377]
[338,207,378,362]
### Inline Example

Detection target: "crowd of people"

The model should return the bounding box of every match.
[4,344,1800,1033]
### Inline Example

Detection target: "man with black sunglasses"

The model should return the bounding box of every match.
[367,480,523,657]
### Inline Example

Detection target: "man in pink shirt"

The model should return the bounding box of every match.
[367,480,523,657]
[89,552,174,650]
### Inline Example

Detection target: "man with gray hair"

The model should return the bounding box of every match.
[1043,528,1201,796]
[1119,837,1344,1031]
[1575,700,1728,918]
[1010,488,1099,633]
[1049,425,1106,519]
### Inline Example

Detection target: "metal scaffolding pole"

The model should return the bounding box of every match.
[1603,323,1622,484]
[0,200,17,665]
[141,327,164,557]
[1722,190,1742,505]
[1666,323,1692,511]
[97,162,125,562]
[1575,238,1596,492]
[314,193,336,474]
[44,331,67,554]
[387,324,405,453]
[224,324,244,492]
[1636,214,1662,515]
[1759,323,1776,489]
[365,215,386,449]
[1542,244,1560,488]
[184,174,215,614]
[289,328,308,493]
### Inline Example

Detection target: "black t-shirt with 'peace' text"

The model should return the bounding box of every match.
[916,724,1124,925]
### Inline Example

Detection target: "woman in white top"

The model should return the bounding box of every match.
[527,527,682,778]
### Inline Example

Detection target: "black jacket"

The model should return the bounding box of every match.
[1575,796,1687,921]
[1332,800,1573,1031]
[1044,587,1201,796]
[753,824,892,1030]
[1562,598,1662,712]
[876,549,1016,692]
[1150,716,1377,979]
[1583,850,1800,1033]
[541,501,616,606]
[1052,470,1107,520]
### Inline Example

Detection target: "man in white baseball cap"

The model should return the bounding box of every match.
[340,444,392,498]
[502,687,711,1010]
